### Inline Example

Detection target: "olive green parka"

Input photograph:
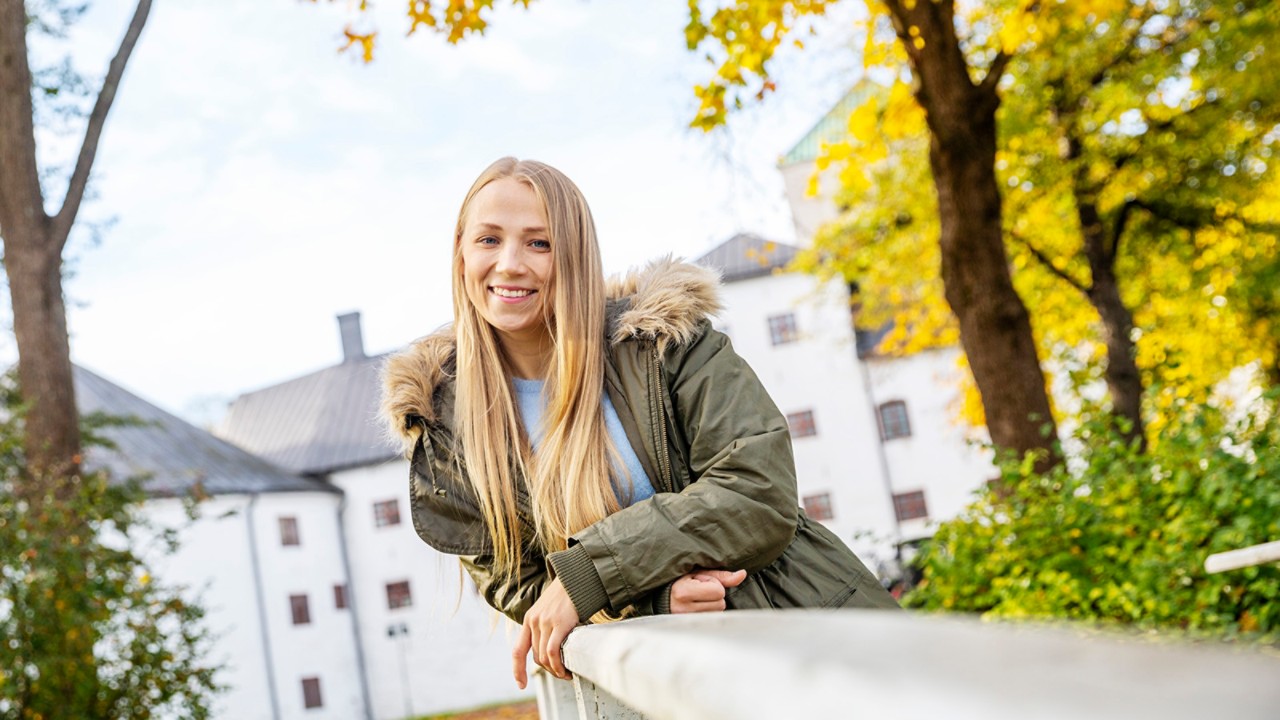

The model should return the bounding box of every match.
[380,259,898,624]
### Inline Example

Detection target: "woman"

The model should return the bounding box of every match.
[381,157,898,689]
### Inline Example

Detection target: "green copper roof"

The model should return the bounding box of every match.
[780,82,878,167]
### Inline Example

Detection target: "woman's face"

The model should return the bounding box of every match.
[458,177,555,348]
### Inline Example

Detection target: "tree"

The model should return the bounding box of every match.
[999,0,1280,445]
[0,0,152,493]
[798,1,1280,444]
[1,0,154,709]
[315,0,1063,467]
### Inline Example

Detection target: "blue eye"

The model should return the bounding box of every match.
[479,236,499,245]
[531,239,551,250]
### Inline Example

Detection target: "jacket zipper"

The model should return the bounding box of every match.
[650,345,674,493]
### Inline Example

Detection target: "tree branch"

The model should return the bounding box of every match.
[1130,198,1208,231]
[1109,199,1140,265]
[49,0,152,255]
[979,51,1012,95]
[1009,228,1091,294]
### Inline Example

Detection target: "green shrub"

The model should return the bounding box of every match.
[905,393,1280,640]
[0,386,221,718]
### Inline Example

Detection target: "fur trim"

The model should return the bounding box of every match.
[379,326,455,454]
[379,258,721,455]
[607,256,722,354]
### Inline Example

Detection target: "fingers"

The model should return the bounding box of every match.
[512,623,532,689]
[671,571,741,613]
[544,624,571,680]
[520,579,579,682]
[528,616,573,681]
[696,569,748,588]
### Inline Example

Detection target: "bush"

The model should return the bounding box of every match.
[0,389,221,718]
[905,393,1280,640]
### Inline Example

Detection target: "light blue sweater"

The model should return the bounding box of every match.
[512,377,656,506]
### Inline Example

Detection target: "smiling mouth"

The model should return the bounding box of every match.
[491,287,534,298]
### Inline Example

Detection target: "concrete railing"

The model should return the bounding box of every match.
[534,609,1280,720]
[1206,540,1280,574]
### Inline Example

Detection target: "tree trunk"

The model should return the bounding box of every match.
[884,0,1060,468]
[1077,197,1146,448]
[6,240,82,483]
[1050,95,1147,448]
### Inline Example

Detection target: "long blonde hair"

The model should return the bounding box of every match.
[452,157,621,582]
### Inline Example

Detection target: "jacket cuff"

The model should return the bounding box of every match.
[548,545,609,622]
[654,583,672,615]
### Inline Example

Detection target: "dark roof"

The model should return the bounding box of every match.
[855,323,893,358]
[215,355,397,476]
[780,81,879,167]
[695,233,800,283]
[74,365,331,497]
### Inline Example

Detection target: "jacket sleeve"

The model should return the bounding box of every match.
[548,324,798,620]
[459,553,552,626]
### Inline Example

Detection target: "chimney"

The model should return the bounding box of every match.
[337,312,366,363]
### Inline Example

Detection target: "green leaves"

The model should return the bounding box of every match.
[906,392,1280,641]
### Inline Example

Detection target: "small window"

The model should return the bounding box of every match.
[802,492,834,521]
[373,499,401,528]
[786,410,817,438]
[386,580,412,610]
[768,313,799,345]
[334,584,348,610]
[893,490,928,522]
[301,677,323,709]
[878,400,911,441]
[290,594,311,625]
[279,516,300,546]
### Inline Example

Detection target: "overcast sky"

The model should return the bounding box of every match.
[11,0,861,426]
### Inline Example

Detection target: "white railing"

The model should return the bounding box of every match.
[534,609,1280,720]
[1205,540,1280,574]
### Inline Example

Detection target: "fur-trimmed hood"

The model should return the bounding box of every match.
[379,257,721,455]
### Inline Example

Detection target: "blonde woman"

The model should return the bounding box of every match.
[382,157,898,688]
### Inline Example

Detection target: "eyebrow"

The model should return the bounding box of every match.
[476,222,548,234]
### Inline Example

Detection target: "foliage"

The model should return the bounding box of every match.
[794,1,1280,433]
[0,380,222,719]
[905,392,1280,640]
[1000,0,1280,430]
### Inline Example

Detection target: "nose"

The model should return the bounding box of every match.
[494,240,526,276]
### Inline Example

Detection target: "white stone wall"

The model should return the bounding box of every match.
[778,162,840,244]
[864,348,995,541]
[143,491,367,720]
[331,461,530,719]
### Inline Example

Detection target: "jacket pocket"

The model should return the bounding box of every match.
[409,432,491,555]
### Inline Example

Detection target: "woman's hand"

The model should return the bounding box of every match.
[670,569,747,613]
[512,577,579,689]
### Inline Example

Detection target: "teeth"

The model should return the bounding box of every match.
[492,287,533,298]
